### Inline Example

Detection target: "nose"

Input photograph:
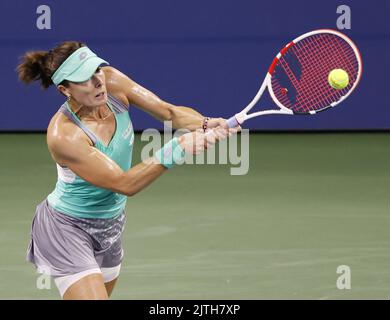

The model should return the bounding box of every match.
[91,74,103,88]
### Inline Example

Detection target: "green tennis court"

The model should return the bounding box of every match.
[1,132,389,299]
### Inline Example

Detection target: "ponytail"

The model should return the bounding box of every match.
[16,41,85,89]
[17,50,53,89]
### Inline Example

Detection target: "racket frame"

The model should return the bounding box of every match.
[227,29,363,128]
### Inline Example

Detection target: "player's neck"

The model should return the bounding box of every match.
[69,100,111,121]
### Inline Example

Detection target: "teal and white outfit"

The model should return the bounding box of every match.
[27,94,134,296]
[25,46,137,297]
[26,46,185,297]
[48,94,133,219]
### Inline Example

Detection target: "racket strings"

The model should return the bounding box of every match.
[293,34,357,111]
[302,35,355,108]
[297,35,356,111]
[295,35,349,111]
[294,34,357,111]
[271,33,360,113]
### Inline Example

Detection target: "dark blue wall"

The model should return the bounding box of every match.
[0,0,388,131]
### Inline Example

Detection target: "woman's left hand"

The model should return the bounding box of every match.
[206,117,241,134]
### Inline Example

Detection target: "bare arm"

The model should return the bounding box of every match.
[48,133,167,197]
[104,66,208,131]
[47,122,222,197]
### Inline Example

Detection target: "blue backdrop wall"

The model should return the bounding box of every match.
[0,0,388,131]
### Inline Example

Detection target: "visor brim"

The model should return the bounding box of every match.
[65,57,109,83]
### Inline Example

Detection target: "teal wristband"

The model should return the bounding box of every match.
[154,137,185,169]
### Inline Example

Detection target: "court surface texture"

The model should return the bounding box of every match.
[0,132,389,299]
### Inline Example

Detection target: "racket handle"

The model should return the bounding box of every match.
[226,116,240,128]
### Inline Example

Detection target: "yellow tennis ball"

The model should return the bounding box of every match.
[328,69,349,90]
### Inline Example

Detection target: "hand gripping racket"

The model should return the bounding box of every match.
[225,29,363,128]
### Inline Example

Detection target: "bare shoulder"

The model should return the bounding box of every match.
[102,66,132,107]
[47,111,91,164]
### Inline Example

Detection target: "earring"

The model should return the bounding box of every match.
[67,95,71,103]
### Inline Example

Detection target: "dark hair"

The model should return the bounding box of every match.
[16,41,86,89]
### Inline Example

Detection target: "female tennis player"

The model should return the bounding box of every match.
[17,41,237,300]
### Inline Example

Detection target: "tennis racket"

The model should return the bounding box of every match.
[225,29,363,128]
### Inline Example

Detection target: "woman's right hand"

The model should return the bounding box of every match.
[177,127,231,155]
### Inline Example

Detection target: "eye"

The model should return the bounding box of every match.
[95,67,102,74]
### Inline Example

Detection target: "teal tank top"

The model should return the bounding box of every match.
[47,93,134,219]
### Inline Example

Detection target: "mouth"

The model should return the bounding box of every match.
[95,91,105,98]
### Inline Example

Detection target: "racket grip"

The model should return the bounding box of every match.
[226,116,239,128]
